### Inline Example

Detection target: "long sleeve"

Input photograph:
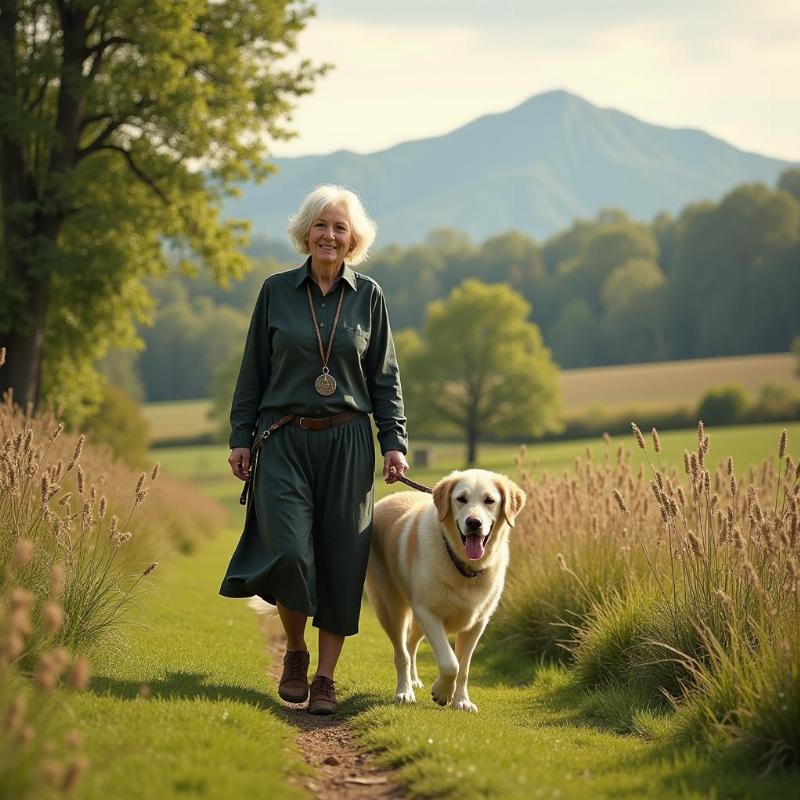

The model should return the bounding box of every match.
[364,286,408,454]
[229,280,271,449]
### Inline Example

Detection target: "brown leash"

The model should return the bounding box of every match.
[395,473,433,493]
[240,424,433,507]
[239,414,295,506]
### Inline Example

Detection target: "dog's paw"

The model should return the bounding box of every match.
[411,677,424,690]
[452,697,478,713]
[393,689,416,704]
[431,676,455,706]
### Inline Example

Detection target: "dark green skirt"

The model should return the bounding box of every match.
[219,410,375,636]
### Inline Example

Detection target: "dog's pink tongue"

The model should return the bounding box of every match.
[465,534,485,560]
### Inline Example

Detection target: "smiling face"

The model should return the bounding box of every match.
[307,202,355,268]
[432,470,526,562]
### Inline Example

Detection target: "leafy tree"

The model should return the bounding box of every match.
[0,0,325,421]
[778,168,800,204]
[402,280,561,464]
[548,298,600,368]
[600,258,665,314]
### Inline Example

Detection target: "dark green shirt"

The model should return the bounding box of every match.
[229,259,408,455]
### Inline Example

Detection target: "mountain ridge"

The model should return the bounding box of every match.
[225,89,794,244]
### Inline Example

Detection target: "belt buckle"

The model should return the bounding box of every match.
[298,417,312,430]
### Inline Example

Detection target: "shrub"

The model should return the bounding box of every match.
[82,384,150,467]
[696,385,749,426]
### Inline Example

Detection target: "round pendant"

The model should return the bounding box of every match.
[315,372,337,396]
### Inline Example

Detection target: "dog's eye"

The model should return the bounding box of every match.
[456,495,468,504]
[484,497,496,506]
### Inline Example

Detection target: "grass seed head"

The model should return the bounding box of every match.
[778,428,787,459]
[76,465,85,495]
[42,602,64,635]
[0,347,5,367]
[68,657,90,690]
[651,427,661,453]
[151,462,160,482]
[50,564,66,598]
[11,539,34,571]
[613,489,628,513]
[631,422,646,450]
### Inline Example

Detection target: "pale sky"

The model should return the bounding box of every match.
[272,0,800,162]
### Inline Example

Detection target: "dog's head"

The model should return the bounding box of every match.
[431,469,526,563]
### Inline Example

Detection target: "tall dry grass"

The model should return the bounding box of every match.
[1,539,90,799]
[1,354,225,655]
[495,423,800,769]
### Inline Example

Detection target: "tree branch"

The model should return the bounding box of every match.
[96,144,170,204]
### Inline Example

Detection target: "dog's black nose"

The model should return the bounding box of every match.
[465,516,482,532]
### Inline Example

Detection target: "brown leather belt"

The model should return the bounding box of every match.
[290,410,360,430]
[239,411,365,506]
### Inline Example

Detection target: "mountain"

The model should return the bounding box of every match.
[224,89,795,245]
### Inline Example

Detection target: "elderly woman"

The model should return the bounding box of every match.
[219,185,408,715]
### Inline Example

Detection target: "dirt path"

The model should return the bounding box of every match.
[261,620,403,800]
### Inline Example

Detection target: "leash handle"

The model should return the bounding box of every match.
[395,473,433,494]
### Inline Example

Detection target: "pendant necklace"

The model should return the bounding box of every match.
[306,281,345,396]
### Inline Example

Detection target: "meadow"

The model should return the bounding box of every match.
[142,352,797,445]
[4,381,800,798]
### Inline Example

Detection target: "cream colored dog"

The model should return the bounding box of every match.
[365,469,526,712]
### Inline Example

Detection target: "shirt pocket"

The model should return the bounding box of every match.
[340,324,370,358]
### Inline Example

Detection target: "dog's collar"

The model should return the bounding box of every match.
[441,534,485,579]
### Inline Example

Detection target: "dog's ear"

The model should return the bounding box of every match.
[432,473,459,522]
[498,475,527,527]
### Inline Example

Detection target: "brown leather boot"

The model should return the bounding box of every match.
[278,649,310,703]
[307,675,338,715]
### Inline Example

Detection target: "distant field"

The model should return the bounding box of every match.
[143,353,797,445]
[562,352,796,414]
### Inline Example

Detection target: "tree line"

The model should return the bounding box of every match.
[126,169,800,407]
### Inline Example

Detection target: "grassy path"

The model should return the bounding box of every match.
[68,534,310,800]
[66,526,800,799]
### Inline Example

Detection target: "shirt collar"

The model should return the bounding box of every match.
[293,257,358,292]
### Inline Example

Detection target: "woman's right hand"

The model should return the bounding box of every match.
[228,447,251,481]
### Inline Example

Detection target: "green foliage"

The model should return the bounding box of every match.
[793,337,800,376]
[82,385,151,467]
[401,280,561,462]
[777,167,800,204]
[0,0,326,416]
[210,350,244,443]
[697,385,749,426]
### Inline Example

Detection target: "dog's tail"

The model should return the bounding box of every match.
[247,596,279,618]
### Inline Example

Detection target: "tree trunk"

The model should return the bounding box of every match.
[0,281,50,409]
[0,2,87,410]
[466,426,478,466]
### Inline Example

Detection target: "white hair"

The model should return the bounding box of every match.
[287,185,377,266]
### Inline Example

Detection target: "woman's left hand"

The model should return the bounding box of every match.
[383,450,409,484]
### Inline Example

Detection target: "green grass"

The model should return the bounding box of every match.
[65,535,309,800]
[59,420,800,798]
[142,399,218,444]
[64,531,800,800]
